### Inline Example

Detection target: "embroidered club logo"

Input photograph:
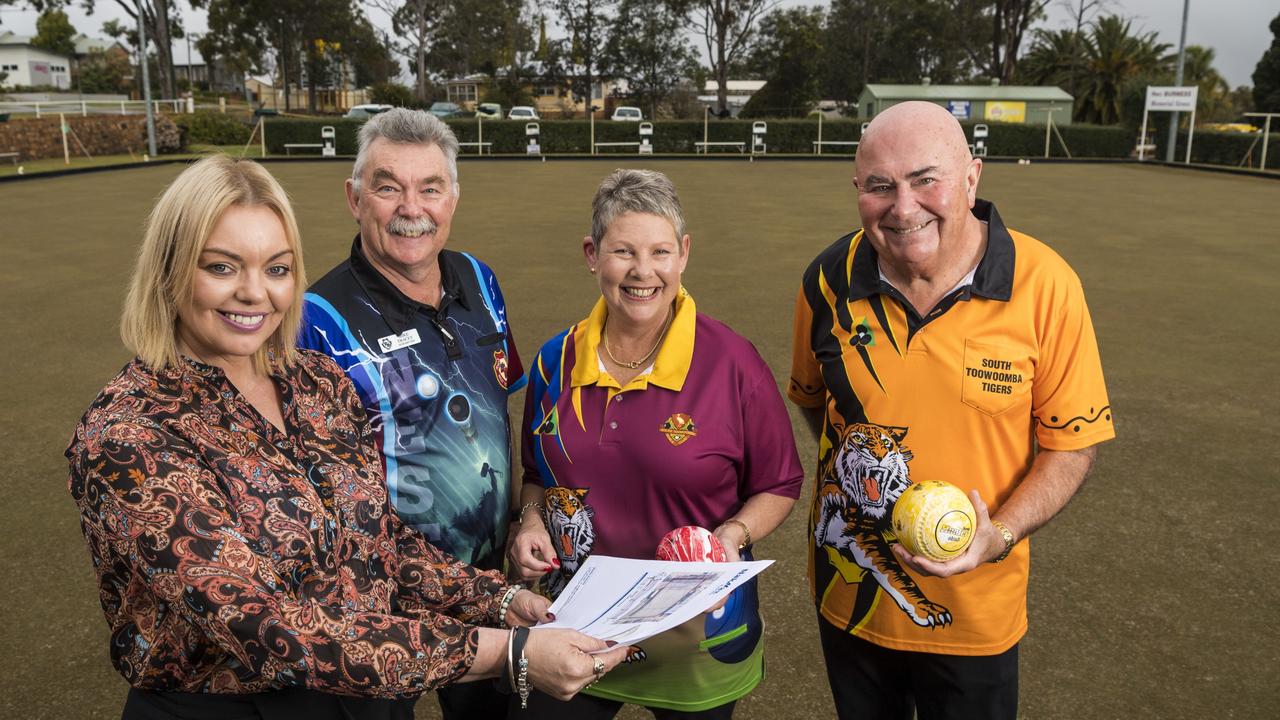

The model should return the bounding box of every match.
[493,349,509,389]
[851,316,875,347]
[660,413,698,447]
[535,408,558,436]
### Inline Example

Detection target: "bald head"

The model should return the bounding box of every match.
[851,101,984,283]
[857,101,973,173]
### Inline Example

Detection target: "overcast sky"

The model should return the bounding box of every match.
[0,0,1272,88]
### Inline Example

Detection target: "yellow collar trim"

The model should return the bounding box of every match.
[570,287,696,392]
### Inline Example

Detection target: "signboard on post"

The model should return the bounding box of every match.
[1146,86,1198,112]
[984,101,1026,123]
[1139,86,1199,162]
[948,100,971,120]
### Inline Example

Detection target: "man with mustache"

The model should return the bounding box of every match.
[299,108,526,720]
[789,101,1114,719]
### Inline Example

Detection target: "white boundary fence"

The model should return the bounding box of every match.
[0,98,191,118]
[1242,113,1279,172]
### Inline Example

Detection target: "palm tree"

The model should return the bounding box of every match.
[1021,28,1086,97]
[1021,16,1170,124]
[1074,15,1170,124]
[1181,45,1233,121]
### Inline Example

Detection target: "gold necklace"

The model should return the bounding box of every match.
[602,308,673,370]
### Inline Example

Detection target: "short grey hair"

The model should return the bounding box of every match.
[351,108,460,194]
[590,169,686,245]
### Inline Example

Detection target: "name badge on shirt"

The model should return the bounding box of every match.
[377,328,421,353]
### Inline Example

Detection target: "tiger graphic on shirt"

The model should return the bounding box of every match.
[542,486,595,597]
[813,421,952,628]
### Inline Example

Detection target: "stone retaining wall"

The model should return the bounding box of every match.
[0,113,181,162]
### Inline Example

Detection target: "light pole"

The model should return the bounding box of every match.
[185,31,195,91]
[137,1,157,157]
[1166,0,1191,163]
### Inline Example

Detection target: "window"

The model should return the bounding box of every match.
[536,85,559,98]
[448,84,477,103]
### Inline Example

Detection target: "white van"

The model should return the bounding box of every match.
[343,104,393,119]
[611,106,643,121]
[508,106,539,120]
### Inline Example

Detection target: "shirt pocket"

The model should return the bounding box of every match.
[961,339,1032,417]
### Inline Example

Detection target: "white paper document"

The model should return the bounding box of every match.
[537,555,774,648]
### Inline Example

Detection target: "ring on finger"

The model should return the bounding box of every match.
[592,657,605,678]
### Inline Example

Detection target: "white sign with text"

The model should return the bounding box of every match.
[1146,86,1198,112]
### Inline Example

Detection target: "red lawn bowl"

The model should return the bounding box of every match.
[656,525,728,562]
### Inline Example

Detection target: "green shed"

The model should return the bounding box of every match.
[857,83,1074,125]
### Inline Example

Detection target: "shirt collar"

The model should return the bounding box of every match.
[570,287,697,391]
[848,198,1015,302]
[346,235,469,331]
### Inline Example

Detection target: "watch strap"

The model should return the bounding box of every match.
[991,520,1016,563]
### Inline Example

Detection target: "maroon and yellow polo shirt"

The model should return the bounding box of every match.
[523,288,803,710]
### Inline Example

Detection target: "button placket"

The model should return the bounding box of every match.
[598,390,623,445]
[609,391,627,428]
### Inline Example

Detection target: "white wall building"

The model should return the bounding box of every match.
[0,32,73,90]
[699,80,766,117]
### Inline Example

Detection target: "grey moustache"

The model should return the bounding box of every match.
[387,216,437,236]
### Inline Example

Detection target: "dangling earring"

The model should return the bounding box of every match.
[589,267,597,274]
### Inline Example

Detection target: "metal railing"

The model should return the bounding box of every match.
[0,98,191,118]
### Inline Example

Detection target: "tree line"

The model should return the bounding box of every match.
[4,0,1278,123]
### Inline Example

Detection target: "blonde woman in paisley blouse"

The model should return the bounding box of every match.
[66,155,628,720]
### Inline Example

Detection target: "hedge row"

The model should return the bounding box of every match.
[261,117,1278,165]
[1172,129,1280,168]
[175,111,253,146]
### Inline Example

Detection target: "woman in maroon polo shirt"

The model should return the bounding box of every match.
[65,155,628,720]
[509,168,805,719]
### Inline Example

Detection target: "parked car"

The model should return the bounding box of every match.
[476,103,503,119]
[611,106,643,121]
[343,104,392,119]
[508,106,539,120]
[429,102,465,118]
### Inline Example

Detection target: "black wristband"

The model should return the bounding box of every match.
[510,625,530,663]
[511,626,531,702]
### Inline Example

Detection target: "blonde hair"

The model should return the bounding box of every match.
[121,155,307,374]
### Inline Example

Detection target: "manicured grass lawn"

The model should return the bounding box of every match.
[2,159,1276,719]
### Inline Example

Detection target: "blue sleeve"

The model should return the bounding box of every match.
[462,254,527,393]
[298,293,385,415]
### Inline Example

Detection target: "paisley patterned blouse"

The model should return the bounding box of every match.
[66,351,510,698]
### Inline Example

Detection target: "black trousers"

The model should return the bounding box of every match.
[510,688,736,720]
[122,688,415,720]
[817,615,1019,720]
[436,679,510,720]
[123,681,503,720]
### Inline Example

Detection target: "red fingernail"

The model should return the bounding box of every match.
[545,612,556,621]
[552,557,561,567]
[605,640,617,647]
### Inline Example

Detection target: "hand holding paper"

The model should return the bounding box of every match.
[536,555,774,650]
